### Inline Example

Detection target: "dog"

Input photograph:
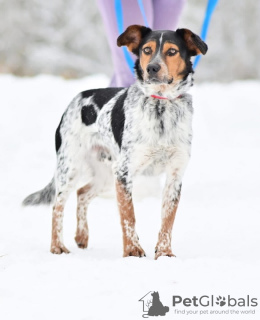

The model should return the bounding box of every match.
[23,25,207,259]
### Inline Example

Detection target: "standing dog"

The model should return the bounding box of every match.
[23,25,207,259]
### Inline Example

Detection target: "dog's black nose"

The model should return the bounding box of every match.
[146,63,161,76]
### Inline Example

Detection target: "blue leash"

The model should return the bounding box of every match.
[114,0,135,75]
[114,0,149,75]
[193,0,219,69]
[137,0,149,27]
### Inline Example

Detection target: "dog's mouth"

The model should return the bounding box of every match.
[145,76,173,85]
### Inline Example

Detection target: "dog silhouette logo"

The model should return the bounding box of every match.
[139,291,169,318]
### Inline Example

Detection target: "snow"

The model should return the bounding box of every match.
[0,74,259,319]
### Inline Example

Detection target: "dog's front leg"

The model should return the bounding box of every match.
[115,175,145,257]
[155,173,183,260]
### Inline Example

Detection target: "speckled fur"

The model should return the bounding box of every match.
[23,25,207,258]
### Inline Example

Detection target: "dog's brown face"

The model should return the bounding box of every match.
[117,25,208,86]
[139,38,186,84]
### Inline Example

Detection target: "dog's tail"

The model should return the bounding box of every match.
[22,178,55,206]
[164,306,169,313]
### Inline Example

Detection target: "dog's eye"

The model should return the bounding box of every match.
[167,48,178,56]
[143,47,152,55]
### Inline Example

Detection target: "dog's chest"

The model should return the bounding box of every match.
[132,98,191,146]
[128,98,192,175]
[130,144,179,176]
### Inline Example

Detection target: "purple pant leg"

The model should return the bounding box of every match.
[97,0,153,87]
[152,0,186,30]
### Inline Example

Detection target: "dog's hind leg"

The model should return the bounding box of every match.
[75,184,96,249]
[51,154,82,254]
[51,190,71,254]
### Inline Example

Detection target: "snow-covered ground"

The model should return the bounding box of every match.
[0,74,259,320]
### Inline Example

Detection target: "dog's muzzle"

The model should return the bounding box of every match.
[146,63,161,77]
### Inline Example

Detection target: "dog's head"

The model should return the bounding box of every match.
[117,25,207,95]
[151,291,159,299]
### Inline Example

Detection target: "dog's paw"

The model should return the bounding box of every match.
[75,232,88,249]
[154,248,175,260]
[124,245,146,258]
[50,243,70,254]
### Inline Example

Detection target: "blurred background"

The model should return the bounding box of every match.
[0,0,259,82]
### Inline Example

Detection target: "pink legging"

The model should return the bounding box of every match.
[97,0,186,87]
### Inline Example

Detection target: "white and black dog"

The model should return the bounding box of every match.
[23,25,207,259]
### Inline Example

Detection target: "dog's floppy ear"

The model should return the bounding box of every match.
[176,28,208,56]
[117,25,152,55]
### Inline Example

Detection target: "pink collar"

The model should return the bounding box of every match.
[150,94,168,100]
[150,94,182,100]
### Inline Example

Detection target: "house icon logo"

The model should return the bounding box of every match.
[139,291,169,318]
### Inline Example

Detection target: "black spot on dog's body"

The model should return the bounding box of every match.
[155,100,166,118]
[55,115,64,153]
[143,96,148,105]
[81,104,97,126]
[81,89,95,100]
[159,120,164,135]
[155,100,160,116]
[93,88,124,109]
[117,171,128,187]
[186,99,193,114]
[80,87,125,127]
[176,183,182,199]
[81,88,124,109]
[141,96,149,111]
[111,89,128,149]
